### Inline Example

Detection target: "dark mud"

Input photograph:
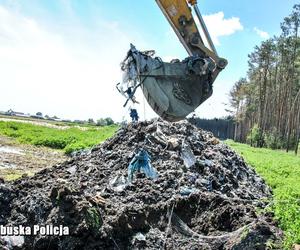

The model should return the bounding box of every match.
[0,120,282,249]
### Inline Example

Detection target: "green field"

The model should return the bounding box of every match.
[0,121,118,154]
[226,140,300,249]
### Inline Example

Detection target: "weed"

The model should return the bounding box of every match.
[85,207,102,232]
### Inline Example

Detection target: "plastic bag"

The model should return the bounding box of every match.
[109,174,127,192]
[181,141,196,168]
[128,149,158,183]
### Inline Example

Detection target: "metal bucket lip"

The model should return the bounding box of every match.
[140,60,213,122]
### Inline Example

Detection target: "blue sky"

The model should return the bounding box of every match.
[0,0,298,121]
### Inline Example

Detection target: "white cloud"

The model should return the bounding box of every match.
[0,5,153,122]
[201,12,243,45]
[0,5,239,122]
[196,80,233,119]
[254,27,270,39]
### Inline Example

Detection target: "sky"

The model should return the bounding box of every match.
[0,0,298,122]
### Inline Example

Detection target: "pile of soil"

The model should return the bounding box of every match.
[0,120,281,249]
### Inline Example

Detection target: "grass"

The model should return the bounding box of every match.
[0,121,118,154]
[226,140,300,249]
[85,207,103,233]
[2,170,35,181]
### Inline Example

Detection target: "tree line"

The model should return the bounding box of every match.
[228,4,300,154]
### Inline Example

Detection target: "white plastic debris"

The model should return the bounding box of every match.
[1,236,24,249]
[67,165,77,175]
[181,141,196,168]
[132,232,146,244]
[109,174,127,192]
[179,187,198,196]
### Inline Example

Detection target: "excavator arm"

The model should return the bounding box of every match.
[156,0,227,82]
[118,0,228,122]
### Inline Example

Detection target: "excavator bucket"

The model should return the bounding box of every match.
[118,45,216,122]
[117,1,228,122]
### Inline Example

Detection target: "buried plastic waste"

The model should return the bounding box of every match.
[179,186,198,196]
[181,141,196,168]
[109,174,127,192]
[128,149,158,183]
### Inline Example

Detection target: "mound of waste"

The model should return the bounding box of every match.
[0,120,281,249]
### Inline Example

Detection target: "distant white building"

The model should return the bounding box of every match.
[5,109,30,118]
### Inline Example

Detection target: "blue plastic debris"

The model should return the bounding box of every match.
[128,149,158,183]
[199,178,211,191]
[205,159,213,167]
[207,177,213,191]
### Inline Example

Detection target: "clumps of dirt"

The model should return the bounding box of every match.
[0,120,282,249]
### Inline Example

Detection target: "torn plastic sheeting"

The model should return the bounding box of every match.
[188,173,199,184]
[180,187,198,196]
[118,44,156,106]
[198,159,213,167]
[181,141,196,168]
[132,232,146,243]
[109,174,127,192]
[1,236,24,249]
[67,165,77,175]
[207,177,213,192]
[127,149,158,183]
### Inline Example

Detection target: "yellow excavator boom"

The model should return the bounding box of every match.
[155,0,227,80]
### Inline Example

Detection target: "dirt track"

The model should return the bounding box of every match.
[0,136,68,180]
[0,117,91,131]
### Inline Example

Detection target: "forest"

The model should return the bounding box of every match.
[229,4,300,154]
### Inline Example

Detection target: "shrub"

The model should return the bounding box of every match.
[96,117,114,126]
[246,124,262,146]
[264,130,285,149]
